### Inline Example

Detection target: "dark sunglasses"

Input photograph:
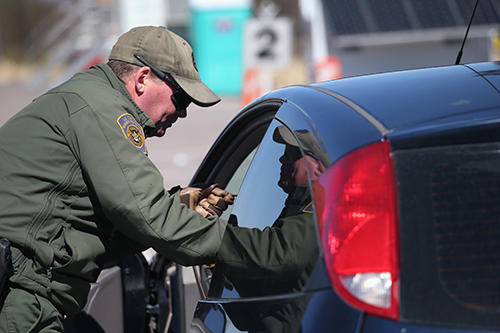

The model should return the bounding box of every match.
[284,145,319,162]
[134,54,192,111]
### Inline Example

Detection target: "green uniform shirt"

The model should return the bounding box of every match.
[0,64,227,315]
[216,185,318,286]
[214,185,319,333]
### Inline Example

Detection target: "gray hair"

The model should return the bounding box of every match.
[107,60,139,82]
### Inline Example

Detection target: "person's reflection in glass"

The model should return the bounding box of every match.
[212,126,331,333]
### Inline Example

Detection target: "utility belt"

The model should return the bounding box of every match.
[0,238,12,309]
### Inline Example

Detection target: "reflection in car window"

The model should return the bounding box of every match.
[211,111,331,297]
[207,117,332,332]
[227,121,288,230]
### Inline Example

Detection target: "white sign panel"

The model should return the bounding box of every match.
[119,0,168,33]
[244,17,292,69]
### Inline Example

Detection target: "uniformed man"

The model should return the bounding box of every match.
[212,127,331,333]
[0,26,233,332]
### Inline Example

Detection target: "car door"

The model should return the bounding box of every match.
[186,99,361,333]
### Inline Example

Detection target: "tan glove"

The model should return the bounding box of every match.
[197,185,236,217]
[180,184,236,217]
[179,187,202,209]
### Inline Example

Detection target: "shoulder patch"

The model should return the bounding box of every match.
[302,202,313,214]
[116,113,147,155]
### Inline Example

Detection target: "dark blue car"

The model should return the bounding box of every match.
[65,61,500,333]
[185,61,500,333]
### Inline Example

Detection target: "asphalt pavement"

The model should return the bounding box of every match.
[0,82,242,189]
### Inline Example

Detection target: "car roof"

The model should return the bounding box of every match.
[310,62,500,132]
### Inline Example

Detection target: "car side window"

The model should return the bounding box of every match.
[224,120,289,230]
[218,147,257,221]
[208,103,327,300]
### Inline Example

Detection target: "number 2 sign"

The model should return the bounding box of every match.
[244,17,292,69]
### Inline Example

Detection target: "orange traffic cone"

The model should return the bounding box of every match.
[85,56,104,70]
[314,55,343,82]
[241,68,262,107]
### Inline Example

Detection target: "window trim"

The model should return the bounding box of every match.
[189,99,283,187]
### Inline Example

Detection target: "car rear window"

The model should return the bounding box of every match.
[395,141,500,330]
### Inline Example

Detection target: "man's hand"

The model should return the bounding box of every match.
[197,185,236,217]
[180,184,236,217]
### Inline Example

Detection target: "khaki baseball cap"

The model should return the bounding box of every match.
[273,126,332,167]
[109,26,220,107]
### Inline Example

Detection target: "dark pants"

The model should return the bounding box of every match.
[0,288,63,333]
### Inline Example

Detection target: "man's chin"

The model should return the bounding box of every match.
[153,126,169,137]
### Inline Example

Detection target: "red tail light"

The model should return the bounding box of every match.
[313,140,400,320]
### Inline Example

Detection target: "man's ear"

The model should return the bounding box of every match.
[306,155,325,181]
[132,66,151,96]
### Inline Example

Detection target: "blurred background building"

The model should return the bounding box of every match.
[1,0,499,96]
[0,0,499,188]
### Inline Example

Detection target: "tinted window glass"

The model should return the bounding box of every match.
[219,148,257,222]
[225,120,288,230]
[209,103,329,300]
[396,141,500,329]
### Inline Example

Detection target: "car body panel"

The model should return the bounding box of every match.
[189,62,500,333]
[363,316,499,333]
[466,62,500,93]
[387,106,500,149]
[268,86,385,160]
[311,64,500,133]
[195,288,363,333]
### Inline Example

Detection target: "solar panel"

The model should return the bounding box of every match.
[367,0,412,32]
[412,0,457,28]
[322,0,369,35]
[322,0,500,36]
[456,0,500,25]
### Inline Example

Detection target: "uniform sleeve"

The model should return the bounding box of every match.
[65,103,227,266]
[215,213,319,279]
